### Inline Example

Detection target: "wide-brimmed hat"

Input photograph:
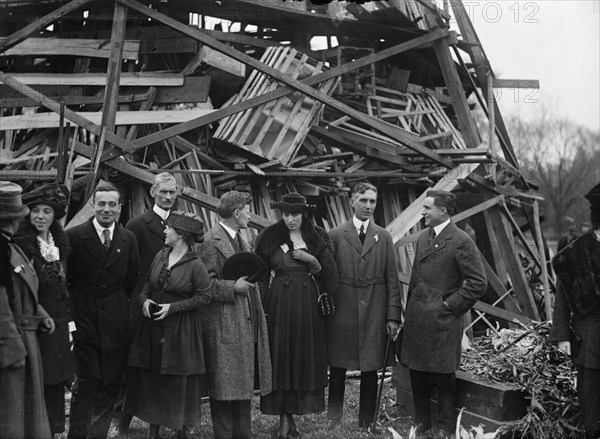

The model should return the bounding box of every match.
[0,181,30,220]
[222,252,267,283]
[166,210,204,235]
[271,192,316,214]
[585,182,600,223]
[22,181,70,220]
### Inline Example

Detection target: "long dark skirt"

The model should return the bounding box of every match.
[124,325,204,429]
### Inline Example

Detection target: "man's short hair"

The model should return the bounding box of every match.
[216,191,252,219]
[93,182,121,203]
[427,190,456,216]
[151,172,177,191]
[351,182,377,199]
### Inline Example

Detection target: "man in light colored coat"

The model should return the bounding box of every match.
[400,190,487,439]
[198,191,272,439]
[327,182,402,429]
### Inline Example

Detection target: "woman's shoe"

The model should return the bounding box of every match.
[176,425,188,439]
[287,414,300,438]
[148,424,159,439]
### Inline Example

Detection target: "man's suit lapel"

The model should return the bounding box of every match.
[360,222,378,256]
[144,209,166,241]
[213,225,236,259]
[342,220,363,254]
[419,222,455,261]
[81,218,108,263]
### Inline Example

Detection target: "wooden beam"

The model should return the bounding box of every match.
[70,141,272,229]
[473,301,534,326]
[485,205,540,320]
[0,76,211,108]
[7,72,184,87]
[5,38,140,60]
[492,79,539,89]
[0,0,93,52]
[119,0,455,168]
[0,109,214,130]
[451,195,503,224]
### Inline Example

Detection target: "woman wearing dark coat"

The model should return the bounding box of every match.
[255,193,338,439]
[125,211,212,439]
[14,181,73,437]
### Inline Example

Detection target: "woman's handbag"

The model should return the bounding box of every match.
[317,291,336,317]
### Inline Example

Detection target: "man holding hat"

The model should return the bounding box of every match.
[0,181,53,439]
[198,191,272,439]
[66,182,140,439]
[549,182,600,439]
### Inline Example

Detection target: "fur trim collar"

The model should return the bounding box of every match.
[14,220,70,261]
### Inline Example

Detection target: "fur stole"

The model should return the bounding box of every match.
[552,230,600,316]
[255,220,338,296]
[14,220,70,262]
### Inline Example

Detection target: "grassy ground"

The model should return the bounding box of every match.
[59,379,414,438]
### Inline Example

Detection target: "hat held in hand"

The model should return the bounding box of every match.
[222,252,267,283]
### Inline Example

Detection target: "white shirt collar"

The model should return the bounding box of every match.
[433,219,451,237]
[152,205,170,221]
[92,218,115,241]
[352,216,370,233]
[219,221,238,239]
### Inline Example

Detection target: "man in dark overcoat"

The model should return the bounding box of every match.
[549,182,600,439]
[326,182,402,429]
[400,190,487,438]
[0,181,54,439]
[198,191,272,439]
[116,172,177,433]
[66,182,140,439]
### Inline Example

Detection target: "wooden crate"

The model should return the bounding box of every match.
[213,46,339,165]
[392,364,528,429]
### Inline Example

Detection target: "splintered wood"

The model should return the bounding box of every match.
[213,46,339,165]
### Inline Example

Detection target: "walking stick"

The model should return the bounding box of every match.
[370,333,393,434]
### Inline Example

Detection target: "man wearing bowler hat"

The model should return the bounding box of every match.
[0,181,54,439]
[198,191,272,439]
[549,182,600,439]
[66,182,140,439]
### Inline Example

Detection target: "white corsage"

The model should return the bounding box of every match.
[14,264,24,274]
[374,234,379,242]
[37,233,60,262]
[280,243,290,253]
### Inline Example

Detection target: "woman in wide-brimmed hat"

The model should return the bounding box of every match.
[14,181,73,437]
[255,193,338,438]
[125,211,212,439]
[1,181,54,439]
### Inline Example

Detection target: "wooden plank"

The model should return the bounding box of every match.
[119,0,455,168]
[492,79,539,89]
[451,195,503,224]
[0,0,93,52]
[0,76,211,108]
[0,109,214,130]
[473,301,534,326]
[7,72,184,87]
[199,45,246,77]
[5,38,139,60]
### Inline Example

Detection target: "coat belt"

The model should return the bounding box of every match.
[11,313,42,331]
[340,275,384,287]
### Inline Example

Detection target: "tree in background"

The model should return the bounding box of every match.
[507,107,600,239]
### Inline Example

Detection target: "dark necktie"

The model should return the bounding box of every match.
[103,228,111,250]
[359,224,366,244]
[236,232,244,253]
[428,228,436,246]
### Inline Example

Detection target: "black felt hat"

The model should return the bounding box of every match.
[585,182,600,223]
[270,192,316,214]
[222,252,267,283]
[22,181,70,220]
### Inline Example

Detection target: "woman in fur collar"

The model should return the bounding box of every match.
[255,193,338,439]
[14,181,73,437]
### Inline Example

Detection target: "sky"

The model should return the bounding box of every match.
[465,0,600,131]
